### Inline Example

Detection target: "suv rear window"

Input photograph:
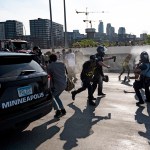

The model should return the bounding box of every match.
[0,59,44,78]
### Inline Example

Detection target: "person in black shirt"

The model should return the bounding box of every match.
[92,46,116,96]
[30,46,45,69]
[71,55,97,106]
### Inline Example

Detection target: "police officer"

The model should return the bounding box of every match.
[133,51,150,105]
[92,46,116,96]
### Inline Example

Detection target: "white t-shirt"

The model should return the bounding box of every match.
[65,52,76,67]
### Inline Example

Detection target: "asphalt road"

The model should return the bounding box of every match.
[0,73,150,150]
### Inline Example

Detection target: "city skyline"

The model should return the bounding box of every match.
[1,0,150,37]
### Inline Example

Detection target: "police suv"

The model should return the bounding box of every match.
[0,52,53,132]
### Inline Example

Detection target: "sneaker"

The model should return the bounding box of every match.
[89,101,96,106]
[92,97,97,100]
[61,109,66,116]
[71,91,76,100]
[54,110,62,118]
[127,76,130,82]
[98,93,106,96]
[88,96,97,100]
[123,76,127,82]
[136,101,144,105]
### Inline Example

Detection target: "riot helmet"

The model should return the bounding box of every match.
[97,45,107,57]
[140,51,149,63]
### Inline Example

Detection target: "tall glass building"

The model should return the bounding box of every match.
[0,22,5,40]
[106,23,111,36]
[5,20,23,39]
[30,18,50,49]
[30,18,63,48]
[98,21,104,34]
[118,27,126,34]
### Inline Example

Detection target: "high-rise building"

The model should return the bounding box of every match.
[98,21,104,33]
[5,20,23,39]
[0,22,5,40]
[106,23,111,36]
[110,27,115,35]
[118,27,126,34]
[52,22,63,47]
[30,18,63,48]
[30,18,50,49]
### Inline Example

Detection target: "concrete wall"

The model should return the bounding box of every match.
[77,45,150,73]
[42,45,150,73]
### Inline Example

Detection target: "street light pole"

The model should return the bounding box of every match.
[23,24,26,36]
[49,0,54,49]
[63,0,68,48]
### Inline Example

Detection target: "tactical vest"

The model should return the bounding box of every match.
[141,63,150,77]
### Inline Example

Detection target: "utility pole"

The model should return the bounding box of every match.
[63,0,68,48]
[49,0,54,49]
[23,24,26,36]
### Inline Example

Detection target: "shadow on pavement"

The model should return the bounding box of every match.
[121,80,133,86]
[135,104,150,145]
[60,98,111,150]
[0,118,60,150]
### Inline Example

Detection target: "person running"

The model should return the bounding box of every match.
[71,55,99,106]
[47,54,67,118]
[118,54,132,81]
[65,49,78,83]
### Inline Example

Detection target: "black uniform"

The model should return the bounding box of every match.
[133,62,150,104]
[92,53,104,95]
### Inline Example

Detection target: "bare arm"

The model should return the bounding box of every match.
[98,61,110,68]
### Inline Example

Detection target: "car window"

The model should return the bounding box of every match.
[0,60,44,77]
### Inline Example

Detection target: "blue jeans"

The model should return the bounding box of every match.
[53,91,64,110]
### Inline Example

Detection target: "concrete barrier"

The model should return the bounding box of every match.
[42,45,150,73]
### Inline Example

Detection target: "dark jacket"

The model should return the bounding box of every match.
[80,60,96,81]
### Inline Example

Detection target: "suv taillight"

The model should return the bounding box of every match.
[48,75,51,88]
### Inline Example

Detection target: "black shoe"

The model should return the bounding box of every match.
[123,76,127,82]
[54,110,62,118]
[88,96,97,100]
[136,101,144,105]
[61,109,66,116]
[71,91,76,100]
[145,99,150,103]
[98,93,106,96]
[89,101,96,106]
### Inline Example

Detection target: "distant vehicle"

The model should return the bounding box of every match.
[0,52,53,132]
[0,39,32,53]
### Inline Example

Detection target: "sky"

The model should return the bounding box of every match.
[1,0,150,37]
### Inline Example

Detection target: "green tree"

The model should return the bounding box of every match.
[72,39,99,48]
[145,35,150,44]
